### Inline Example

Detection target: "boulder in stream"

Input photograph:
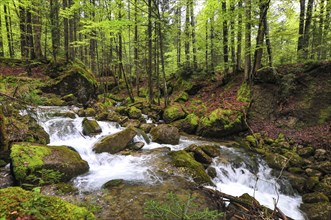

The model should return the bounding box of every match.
[93,126,137,154]
[10,142,89,186]
[150,124,180,145]
[82,118,102,136]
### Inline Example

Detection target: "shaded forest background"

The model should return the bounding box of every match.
[0,0,330,103]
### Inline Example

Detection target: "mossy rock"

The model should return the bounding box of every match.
[306,176,320,191]
[51,111,76,119]
[0,187,95,219]
[150,124,180,145]
[265,153,289,170]
[85,108,96,117]
[316,161,331,174]
[169,150,212,185]
[184,144,213,165]
[303,192,329,203]
[139,123,155,133]
[200,144,221,158]
[10,143,89,186]
[0,107,8,151]
[284,151,305,167]
[300,202,331,220]
[93,127,137,154]
[128,106,143,120]
[314,182,331,201]
[82,118,102,136]
[283,172,307,193]
[174,113,199,134]
[175,91,189,102]
[298,147,315,157]
[236,82,251,103]
[42,61,97,106]
[197,108,246,138]
[163,104,187,123]
[102,179,124,189]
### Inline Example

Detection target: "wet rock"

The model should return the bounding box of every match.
[306,176,320,191]
[305,168,322,177]
[300,202,331,220]
[283,172,307,193]
[173,113,199,134]
[303,192,329,203]
[93,127,137,154]
[185,144,213,165]
[298,147,315,157]
[122,119,141,128]
[201,144,221,158]
[163,104,187,123]
[42,62,97,106]
[169,150,212,185]
[85,108,96,117]
[174,91,189,102]
[0,187,95,219]
[102,179,124,189]
[150,124,180,145]
[265,153,289,170]
[82,118,102,136]
[315,149,328,161]
[316,161,331,174]
[0,168,13,188]
[197,108,246,138]
[206,167,217,179]
[139,123,155,133]
[10,143,89,185]
[128,106,143,120]
[127,142,145,151]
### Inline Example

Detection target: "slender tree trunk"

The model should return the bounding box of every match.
[264,17,273,67]
[230,0,236,72]
[222,0,229,73]
[302,0,314,59]
[19,5,27,59]
[318,0,325,60]
[210,16,215,72]
[297,0,306,58]
[4,5,14,58]
[32,0,43,59]
[190,0,197,69]
[50,0,60,62]
[185,1,190,66]
[252,0,270,75]
[322,0,331,59]
[0,13,3,57]
[237,0,243,71]
[205,20,209,70]
[148,0,154,104]
[176,4,182,67]
[63,0,69,62]
[244,0,252,81]
[134,0,140,96]
[90,0,97,73]
[69,0,75,59]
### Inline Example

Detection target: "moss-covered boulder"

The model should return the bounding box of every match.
[197,108,246,138]
[128,106,143,120]
[0,107,8,151]
[139,123,155,133]
[300,202,331,220]
[298,147,315,157]
[93,127,137,154]
[185,144,213,165]
[10,143,89,185]
[316,161,331,174]
[163,104,187,123]
[82,118,102,136]
[169,150,212,185]
[265,153,289,170]
[201,144,222,158]
[150,124,180,145]
[0,187,95,220]
[283,172,307,193]
[174,113,199,134]
[174,91,189,102]
[303,192,329,203]
[42,61,97,106]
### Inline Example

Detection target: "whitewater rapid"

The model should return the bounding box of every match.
[33,106,305,219]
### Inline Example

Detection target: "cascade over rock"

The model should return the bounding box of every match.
[93,126,137,154]
[10,142,89,185]
[82,118,102,136]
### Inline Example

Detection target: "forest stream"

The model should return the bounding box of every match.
[29,106,305,219]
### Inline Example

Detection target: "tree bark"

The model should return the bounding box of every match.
[302,0,314,59]
[0,13,3,57]
[134,0,140,96]
[19,5,27,59]
[264,17,273,67]
[190,0,197,70]
[185,1,190,67]
[222,0,229,73]
[3,5,14,58]
[26,8,35,59]
[50,0,60,62]
[63,0,69,62]
[205,20,209,70]
[148,0,154,104]
[32,0,43,59]
[297,0,306,58]
[230,0,236,72]
[244,0,252,81]
[210,16,215,72]
[176,4,181,68]
[237,0,243,71]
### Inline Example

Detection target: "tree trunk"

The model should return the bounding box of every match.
[318,0,325,60]
[63,0,69,62]
[176,4,181,68]
[205,20,209,70]
[252,0,270,75]
[210,16,215,72]
[237,0,243,71]
[302,0,314,59]
[322,0,331,59]
[50,0,60,62]
[69,0,75,59]
[3,5,14,58]
[190,0,197,70]
[297,0,306,58]
[264,17,273,67]
[185,1,190,67]
[244,0,252,81]
[222,0,229,73]
[148,0,154,104]
[0,13,3,57]
[19,5,27,59]
[90,0,97,73]
[134,0,140,96]
[32,0,43,59]
[26,8,35,59]
[230,0,236,72]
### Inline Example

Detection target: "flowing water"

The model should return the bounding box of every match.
[32,106,305,219]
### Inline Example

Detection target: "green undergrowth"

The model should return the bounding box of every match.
[0,187,95,220]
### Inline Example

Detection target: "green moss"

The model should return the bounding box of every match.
[169,150,212,185]
[201,108,242,128]
[10,143,51,182]
[186,113,199,126]
[128,106,142,119]
[175,92,189,102]
[319,106,331,124]
[236,82,251,103]
[0,187,95,219]
[163,104,186,123]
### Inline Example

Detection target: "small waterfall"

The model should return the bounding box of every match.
[33,106,304,220]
